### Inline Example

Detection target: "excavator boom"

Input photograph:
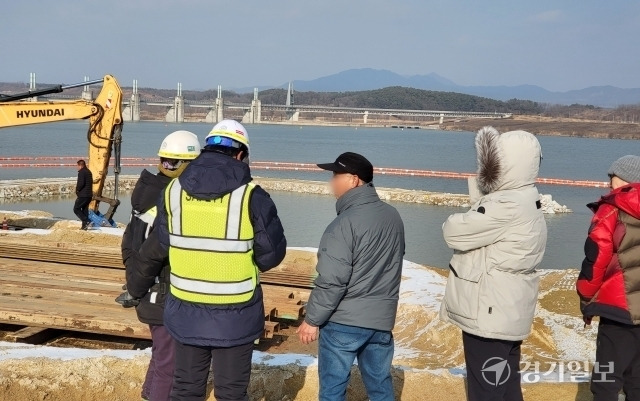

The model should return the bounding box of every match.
[0,75,124,226]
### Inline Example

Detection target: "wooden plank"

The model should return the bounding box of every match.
[0,293,142,321]
[0,243,318,289]
[262,284,311,300]
[263,321,279,339]
[263,303,277,319]
[0,253,310,340]
[0,276,122,296]
[0,283,127,306]
[5,326,60,344]
[0,258,124,281]
[0,293,150,339]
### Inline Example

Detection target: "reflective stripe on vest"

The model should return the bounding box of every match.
[168,234,253,252]
[165,179,258,304]
[169,273,255,295]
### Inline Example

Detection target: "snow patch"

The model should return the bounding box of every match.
[0,341,149,362]
[288,246,319,253]
[0,341,321,368]
[0,210,30,217]
[0,228,52,235]
[94,227,125,236]
[253,351,317,367]
[399,261,446,309]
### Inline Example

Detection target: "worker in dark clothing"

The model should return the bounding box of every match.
[74,159,93,230]
[118,130,201,401]
[126,120,287,401]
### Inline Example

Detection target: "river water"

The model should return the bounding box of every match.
[0,121,636,269]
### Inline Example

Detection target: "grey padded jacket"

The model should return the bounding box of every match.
[305,183,405,332]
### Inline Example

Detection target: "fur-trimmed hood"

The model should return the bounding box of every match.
[475,126,542,195]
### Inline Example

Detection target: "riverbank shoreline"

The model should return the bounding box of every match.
[0,176,470,206]
[0,176,572,213]
[135,115,639,140]
[441,115,640,140]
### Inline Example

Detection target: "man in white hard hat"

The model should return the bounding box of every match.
[119,130,200,401]
[130,120,287,401]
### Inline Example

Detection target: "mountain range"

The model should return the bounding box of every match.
[236,68,640,108]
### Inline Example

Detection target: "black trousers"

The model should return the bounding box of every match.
[73,196,92,224]
[171,341,253,401]
[462,331,523,401]
[591,317,640,401]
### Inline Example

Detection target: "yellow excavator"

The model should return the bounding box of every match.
[0,75,124,227]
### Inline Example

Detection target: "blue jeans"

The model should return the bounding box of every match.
[318,321,395,401]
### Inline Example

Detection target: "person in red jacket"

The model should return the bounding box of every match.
[577,155,640,401]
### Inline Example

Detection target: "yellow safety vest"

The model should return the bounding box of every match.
[164,179,259,304]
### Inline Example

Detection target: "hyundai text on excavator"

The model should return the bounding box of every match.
[0,75,124,227]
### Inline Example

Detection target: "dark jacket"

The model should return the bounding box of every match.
[76,166,93,198]
[577,183,640,325]
[305,183,405,332]
[122,169,172,325]
[128,151,287,347]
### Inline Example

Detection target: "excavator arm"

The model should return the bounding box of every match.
[0,75,124,226]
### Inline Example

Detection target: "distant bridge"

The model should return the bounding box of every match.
[28,75,512,124]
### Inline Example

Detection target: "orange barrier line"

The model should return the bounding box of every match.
[0,157,157,161]
[0,160,609,188]
[0,163,157,168]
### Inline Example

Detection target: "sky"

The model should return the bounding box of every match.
[2,0,639,92]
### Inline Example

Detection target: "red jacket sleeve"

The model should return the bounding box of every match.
[576,204,617,300]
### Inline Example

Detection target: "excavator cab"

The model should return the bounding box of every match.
[0,75,124,227]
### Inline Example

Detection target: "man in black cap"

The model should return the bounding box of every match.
[297,152,405,401]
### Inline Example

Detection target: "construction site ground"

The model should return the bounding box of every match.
[0,210,602,400]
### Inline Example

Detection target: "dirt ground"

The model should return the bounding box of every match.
[0,355,598,401]
[442,115,640,139]
[0,210,603,400]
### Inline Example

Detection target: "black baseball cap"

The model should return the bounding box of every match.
[317,152,374,183]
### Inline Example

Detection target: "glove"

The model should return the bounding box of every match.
[115,291,140,308]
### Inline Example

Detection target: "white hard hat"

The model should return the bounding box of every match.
[158,130,200,160]
[205,120,250,150]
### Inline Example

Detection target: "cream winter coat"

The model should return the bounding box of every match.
[439,127,547,341]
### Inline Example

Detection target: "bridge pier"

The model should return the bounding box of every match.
[123,79,140,122]
[81,76,93,101]
[242,88,261,124]
[205,85,224,124]
[287,110,299,122]
[363,111,369,124]
[439,113,444,124]
[166,83,184,123]
[28,73,37,102]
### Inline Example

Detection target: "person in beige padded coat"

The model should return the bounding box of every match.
[439,126,547,401]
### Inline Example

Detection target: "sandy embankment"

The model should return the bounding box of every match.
[0,210,596,400]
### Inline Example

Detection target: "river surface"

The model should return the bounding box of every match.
[0,121,636,269]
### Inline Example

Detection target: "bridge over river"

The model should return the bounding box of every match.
[24,74,512,125]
